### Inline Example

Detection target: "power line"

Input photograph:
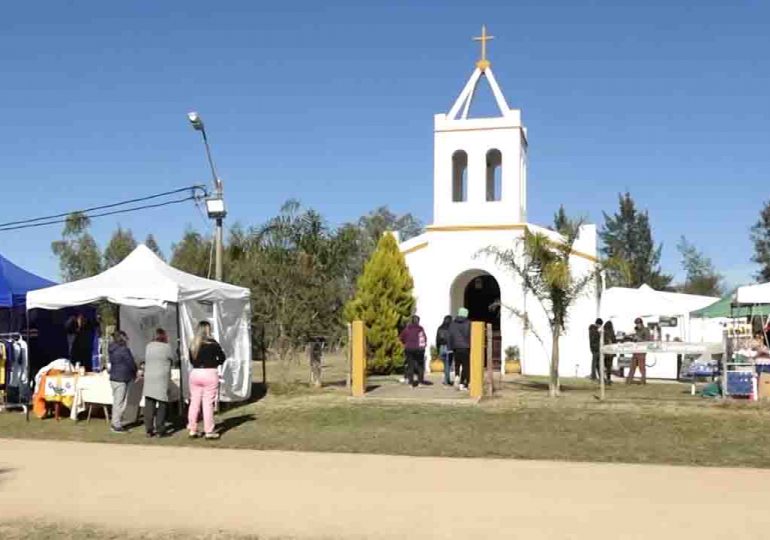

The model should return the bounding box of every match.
[0,185,207,229]
[0,195,200,232]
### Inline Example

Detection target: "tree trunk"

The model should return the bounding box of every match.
[549,325,560,398]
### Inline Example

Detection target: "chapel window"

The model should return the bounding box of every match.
[452,150,468,202]
[486,149,502,201]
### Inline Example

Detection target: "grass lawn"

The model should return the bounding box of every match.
[3,352,770,468]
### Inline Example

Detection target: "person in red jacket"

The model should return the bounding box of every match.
[399,315,427,388]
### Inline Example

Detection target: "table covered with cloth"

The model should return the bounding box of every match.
[42,373,78,409]
[69,369,181,421]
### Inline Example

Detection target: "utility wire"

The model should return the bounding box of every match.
[0,195,200,232]
[0,185,207,229]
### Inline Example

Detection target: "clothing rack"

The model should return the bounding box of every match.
[0,332,30,419]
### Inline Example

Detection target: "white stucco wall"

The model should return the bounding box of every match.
[401,225,599,377]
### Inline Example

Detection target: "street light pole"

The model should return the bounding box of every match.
[188,111,226,281]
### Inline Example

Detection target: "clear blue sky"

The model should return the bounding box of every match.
[1,1,768,288]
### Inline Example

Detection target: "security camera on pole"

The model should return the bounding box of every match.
[187,111,226,281]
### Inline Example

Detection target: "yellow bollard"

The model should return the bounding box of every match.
[351,320,367,397]
[470,321,485,399]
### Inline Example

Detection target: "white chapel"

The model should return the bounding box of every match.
[399,27,599,376]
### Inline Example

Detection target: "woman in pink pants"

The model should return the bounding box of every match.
[188,321,226,440]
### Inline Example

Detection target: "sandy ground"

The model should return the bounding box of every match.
[2,439,770,539]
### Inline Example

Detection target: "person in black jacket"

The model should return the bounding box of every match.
[187,321,226,439]
[448,308,471,391]
[588,318,603,380]
[602,320,616,385]
[108,330,137,433]
[436,315,453,385]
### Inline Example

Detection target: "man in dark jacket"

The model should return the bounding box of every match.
[448,308,471,391]
[399,315,427,387]
[108,330,137,433]
[588,318,603,380]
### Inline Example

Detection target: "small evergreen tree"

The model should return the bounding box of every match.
[344,233,415,374]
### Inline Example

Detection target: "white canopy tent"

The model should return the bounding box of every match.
[27,245,252,401]
[736,282,770,305]
[601,284,721,342]
[600,285,721,379]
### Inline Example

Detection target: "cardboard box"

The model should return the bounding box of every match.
[758,373,770,400]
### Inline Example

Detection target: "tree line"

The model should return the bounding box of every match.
[50,192,770,373]
[50,203,423,367]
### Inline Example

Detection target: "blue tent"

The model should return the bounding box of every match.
[0,253,55,308]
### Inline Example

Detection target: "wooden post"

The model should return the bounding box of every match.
[351,321,366,398]
[346,322,352,389]
[470,322,485,399]
[486,323,494,396]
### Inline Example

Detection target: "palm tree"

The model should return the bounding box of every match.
[483,218,599,397]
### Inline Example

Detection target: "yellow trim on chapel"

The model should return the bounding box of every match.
[403,224,599,263]
[426,223,527,232]
[401,241,429,255]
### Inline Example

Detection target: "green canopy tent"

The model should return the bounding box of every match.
[690,295,770,318]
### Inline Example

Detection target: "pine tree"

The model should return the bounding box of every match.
[145,234,165,261]
[600,192,672,289]
[552,205,570,236]
[103,226,138,269]
[344,233,415,374]
[676,236,724,296]
[750,202,770,282]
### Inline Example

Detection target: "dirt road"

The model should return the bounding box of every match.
[2,438,770,539]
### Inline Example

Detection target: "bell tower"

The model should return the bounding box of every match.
[433,26,528,227]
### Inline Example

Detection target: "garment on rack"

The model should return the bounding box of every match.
[0,341,6,388]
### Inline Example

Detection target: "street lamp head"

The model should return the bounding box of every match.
[187,111,204,131]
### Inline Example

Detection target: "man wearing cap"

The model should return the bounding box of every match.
[448,308,472,391]
[627,317,652,385]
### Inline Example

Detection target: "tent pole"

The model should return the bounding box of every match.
[175,302,184,418]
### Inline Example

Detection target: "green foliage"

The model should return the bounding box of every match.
[504,345,520,361]
[170,228,212,277]
[103,226,137,269]
[144,234,165,261]
[484,213,599,396]
[51,212,102,281]
[340,206,423,296]
[676,236,724,296]
[227,201,358,366]
[345,233,415,374]
[751,202,770,282]
[600,192,672,290]
[552,205,570,236]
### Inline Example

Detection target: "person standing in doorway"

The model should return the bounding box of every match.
[399,315,427,388]
[108,331,137,433]
[188,321,226,440]
[449,308,471,391]
[70,313,93,370]
[589,318,603,380]
[436,315,453,386]
[143,328,175,438]
[602,320,617,385]
[627,318,652,385]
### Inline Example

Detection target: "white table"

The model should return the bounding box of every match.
[71,370,181,422]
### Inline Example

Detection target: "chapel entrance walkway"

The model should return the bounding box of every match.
[364,372,475,404]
